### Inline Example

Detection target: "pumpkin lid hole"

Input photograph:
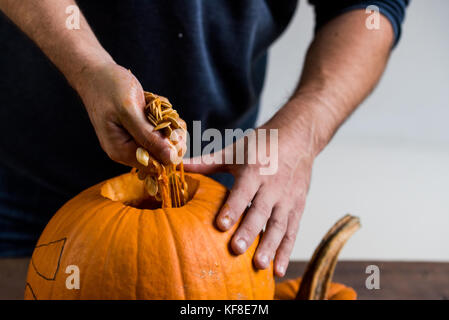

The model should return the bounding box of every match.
[100,174,199,210]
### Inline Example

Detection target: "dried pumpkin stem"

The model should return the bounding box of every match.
[296,214,360,300]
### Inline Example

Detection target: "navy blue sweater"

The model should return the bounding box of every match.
[0,0,408,256]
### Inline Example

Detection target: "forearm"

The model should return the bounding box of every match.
[269,10,394,156]
[0,0,113,91]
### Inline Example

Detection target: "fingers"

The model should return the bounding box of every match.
[184,141,242,174]
[215,170,260,232]
[253,205,289,269]
[230,185,276,255]
[121,107,175,165]
[169,128,188,163]
[182,152,225,175]
[115,82,176,165]
[100,122,158,174]
[273,208,302,277]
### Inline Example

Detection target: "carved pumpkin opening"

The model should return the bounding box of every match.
[100,173,200,210]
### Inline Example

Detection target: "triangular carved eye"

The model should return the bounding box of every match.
[24,283,37,300]
[31,238,66,281]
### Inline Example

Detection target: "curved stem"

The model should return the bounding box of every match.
[296,214,360,300]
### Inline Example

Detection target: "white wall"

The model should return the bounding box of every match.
[258,1,449,261]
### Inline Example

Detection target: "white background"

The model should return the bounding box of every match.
[258,1,449,261]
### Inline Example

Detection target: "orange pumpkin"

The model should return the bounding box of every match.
[25,172,275,300]
[24,171,359,300]
[275,277,357,300]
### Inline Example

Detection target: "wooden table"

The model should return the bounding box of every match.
[284,261,449,300]
[1,258,448,300]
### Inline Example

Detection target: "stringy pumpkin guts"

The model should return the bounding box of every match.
[135,92,188,208]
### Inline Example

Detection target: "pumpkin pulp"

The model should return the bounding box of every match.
[136,92,189,209]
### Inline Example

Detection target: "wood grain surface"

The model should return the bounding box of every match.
[283,261,449,300]
[1,258,448,300]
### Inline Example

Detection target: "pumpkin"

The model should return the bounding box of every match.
[24,172,275,299]
[24,170,359,300]
[275,277,357,300]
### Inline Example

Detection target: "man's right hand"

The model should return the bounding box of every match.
[75,62,175,172]
[0,0,172,172]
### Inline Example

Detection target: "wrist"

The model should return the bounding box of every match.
[268,92,340,158]
[291,92,339,156]
[66,49,116,94]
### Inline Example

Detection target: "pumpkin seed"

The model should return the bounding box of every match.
[136,147,149,167]
[144,176,158,196]
[146,114,157,126]
[139,91,188,208]
[161,108,172,115]
[137,169,147,181]
[153,121,171,131]
[164,115,183,129]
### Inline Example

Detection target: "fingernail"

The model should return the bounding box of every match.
[167,145,180,164]
[258,254,269,268]
[235,238,247,253]
[218,204,232,230]
[277,265,285,276]
[169,130,180,143]
[220,215,231,230]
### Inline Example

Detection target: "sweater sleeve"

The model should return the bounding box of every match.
[308,0,410,47]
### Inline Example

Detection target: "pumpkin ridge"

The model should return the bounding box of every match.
[51,200,116,299]
[187,194,226,220]
[162,209,187,299]
[102,206,131,299]
[135,209,143,299]
[60,199,114,241]
[186,204,231,299]
[39,196,108,247]
[83,205,129,299]
[78,202,128,298]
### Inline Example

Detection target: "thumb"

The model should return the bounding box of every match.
[182,151,227,175]
[119,92,175,165]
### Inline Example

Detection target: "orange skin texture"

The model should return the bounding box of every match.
[24,172,355,300]
[25,173,275,300]
[274,278,357,300]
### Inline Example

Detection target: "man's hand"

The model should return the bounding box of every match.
[186,9,394,277]
[184,100,319,277]
[75,62,174,171]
